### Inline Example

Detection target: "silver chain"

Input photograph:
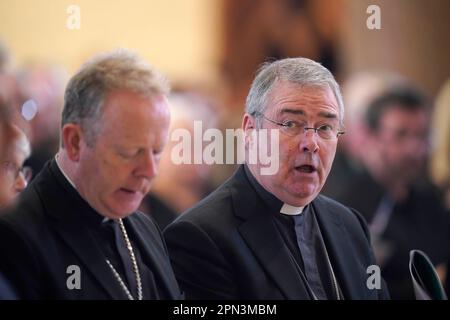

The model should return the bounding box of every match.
[105,218,143,300]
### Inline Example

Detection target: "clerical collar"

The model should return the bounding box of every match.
[55,153,77,190]
[244,165,309,215]
[280,203,305,215]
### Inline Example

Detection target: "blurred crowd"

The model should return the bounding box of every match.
[1,35,449,300]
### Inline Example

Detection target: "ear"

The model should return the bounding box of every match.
[242,113,256,150]
[62,124,83,162]
[242,113,255,131]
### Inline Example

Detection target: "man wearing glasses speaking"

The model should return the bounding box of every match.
[164,58,390,300]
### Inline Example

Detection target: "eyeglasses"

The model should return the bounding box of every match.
[1,161,33,183]
[254,113,345,140]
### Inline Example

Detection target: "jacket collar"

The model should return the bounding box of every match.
[230,165,370,299]
[231,165,311,298]
[35,160,180,299]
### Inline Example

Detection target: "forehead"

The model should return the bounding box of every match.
[380,106,429,129]
[98,90,170,141]
[266,82,339,118]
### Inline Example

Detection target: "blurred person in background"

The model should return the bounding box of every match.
[140,91,218,229]
[322,72,406,198]
[337,85,450,299]
[0,97,20,299]
[0,122,31,208]
[430,80,450,210]
[18,64,66,179]
[429,79,450,296]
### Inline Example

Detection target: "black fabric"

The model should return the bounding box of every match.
[103,220,138,298]
[292,209,327,299]
[0,272,19,299]
[246,166,334,299]
[337,169,450,299]
[141,193,178,230]
[0,159,182,300]
[272,213,305,274]
[164,164,390,299]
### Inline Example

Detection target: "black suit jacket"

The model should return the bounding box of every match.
[164,165,390,299]
[0,160,182,300]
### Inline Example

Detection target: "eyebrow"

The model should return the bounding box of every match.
[318,111,338,119]
[278,108,338,119]
[278,109,305,116]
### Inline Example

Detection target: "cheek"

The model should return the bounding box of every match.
[319,145,336,170]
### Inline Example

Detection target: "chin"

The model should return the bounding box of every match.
[106,204,140,219]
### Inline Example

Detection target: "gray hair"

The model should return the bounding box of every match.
[245,57,344,128]
[62,48,169,146]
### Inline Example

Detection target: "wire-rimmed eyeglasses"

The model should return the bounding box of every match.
[1,161,33,183]
[253,112,345,140]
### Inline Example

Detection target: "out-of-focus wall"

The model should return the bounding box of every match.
[340,0,450,97]
[0,0,222,84]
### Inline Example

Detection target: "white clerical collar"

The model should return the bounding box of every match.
[280,203,305,216]
[55,153,77,190]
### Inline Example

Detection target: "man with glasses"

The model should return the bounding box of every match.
[0,123,31,208]
[164,57,390,299]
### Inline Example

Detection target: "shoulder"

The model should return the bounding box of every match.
[0,182,49,241]
[127,211,170,249]
[315,194,371,239]
[163,175,244,251]
[129,211,161,234]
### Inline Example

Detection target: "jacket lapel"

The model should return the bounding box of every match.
[312,196,369,299]
[52,220,128,299]
[38,161,128,299]
[231,166,311,299]
[126,216,180,299]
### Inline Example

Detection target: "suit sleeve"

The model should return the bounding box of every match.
[164,220,238,299]
[0,220,43,299]
[350,208,391,300]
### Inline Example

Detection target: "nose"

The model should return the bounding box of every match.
[298,129,319,153]
[135,151,158,180]
[14,173,28,194]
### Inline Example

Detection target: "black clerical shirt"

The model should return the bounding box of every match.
[55,159,160,299]
[244,165,342,300]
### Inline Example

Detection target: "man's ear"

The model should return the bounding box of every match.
[242,113,256,150]
[62,124,83,162]
[242,113,255,131]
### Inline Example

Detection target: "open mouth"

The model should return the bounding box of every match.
[295,165,317,173]
[120,188,137,194]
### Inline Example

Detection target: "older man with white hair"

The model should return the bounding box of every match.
[0,49,182,300]
[164,57,390,300]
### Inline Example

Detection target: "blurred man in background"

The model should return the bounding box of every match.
[337,86,450,299]
[322,72,406,199]
[0,122,31,208]
[140,91,218,229]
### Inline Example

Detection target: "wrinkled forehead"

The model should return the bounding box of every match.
[266,82,339,117]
